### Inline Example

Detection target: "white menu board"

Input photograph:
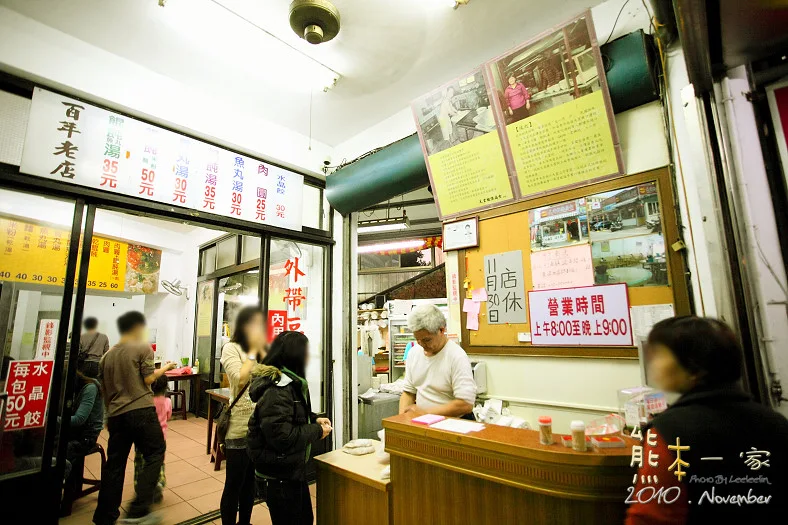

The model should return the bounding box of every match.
[20,88,304,231]
[528,283,633,346]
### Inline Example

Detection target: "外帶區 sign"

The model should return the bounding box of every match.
[3,360,55,432]
[20,88,304,232]
[528,283,633,346]
[483,250,527,325]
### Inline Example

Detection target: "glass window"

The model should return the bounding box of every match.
[218,270,260,382]
[302,185,322,230]
[241,236,261,263]
[216,237,237,269]
[0,188,77,479]
[401,249,432,268]
[359,252,400,270]
[268,240,325,412]
[201,246,217,275]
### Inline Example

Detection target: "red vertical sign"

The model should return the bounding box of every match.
[267,310,288,343]
[3,360,54,431]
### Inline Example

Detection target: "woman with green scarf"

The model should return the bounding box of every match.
[247,331,331,525]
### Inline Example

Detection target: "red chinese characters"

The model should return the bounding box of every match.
[101,115,124,189]
[203,161,218,211]
[528,284,632,346]
[230,156,244,216]
[284,257,305,283]
[268,310,287,343]
[173,151,189,205]
[139,143,157,197]
[3,360,54,432]
[256,187,267,221]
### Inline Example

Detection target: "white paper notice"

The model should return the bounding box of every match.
[484,250,527,324]
[530,244,594,290]
[528,283,633,346]
[630,304,675,338]
[430,419,486,434]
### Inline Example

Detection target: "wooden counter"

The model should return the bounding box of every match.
[383,414,634,525]
[315,443,392,525]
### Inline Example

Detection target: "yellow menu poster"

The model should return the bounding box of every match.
[412,69,514,218]
[0,217,160,292]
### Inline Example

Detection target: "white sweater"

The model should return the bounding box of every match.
[402,340,476,409]
[220,342,256,441]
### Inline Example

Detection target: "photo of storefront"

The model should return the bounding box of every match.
[588,182,660,241]
[528,198,588,251]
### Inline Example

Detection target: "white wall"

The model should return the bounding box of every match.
[0,6,331,176]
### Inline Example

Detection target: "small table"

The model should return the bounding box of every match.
[315,442,391,525]
[206,388,230,455]
[164,371,201,419]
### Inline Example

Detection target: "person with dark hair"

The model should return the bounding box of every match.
[79,316,109,378]
[93,311,176,525]
[63,360,104,483]
[219,306,267,525]
[504,74,530,122]
[626,317,788,524]
[247,331,331,525]
[133,375,171,503]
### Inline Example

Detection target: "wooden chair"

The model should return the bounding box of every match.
[61,443,106,516]
[210,425,226,471]
[167,390,188,420]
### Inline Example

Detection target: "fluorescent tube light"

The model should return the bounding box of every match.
[357,214,410,234]
[358,239,426,254]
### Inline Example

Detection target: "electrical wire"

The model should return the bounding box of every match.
[604,0,631,45]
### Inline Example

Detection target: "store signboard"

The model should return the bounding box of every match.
[0,217,162,293]
[34,319,59,360]
[21,88,304,232]
[483,250,527,324]
[528,283,633,346]
[412,69,515,219]
[3,360,55,432]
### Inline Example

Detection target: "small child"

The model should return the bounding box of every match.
[134,374,171,502]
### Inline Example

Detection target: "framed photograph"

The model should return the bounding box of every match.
[443,217,479,251]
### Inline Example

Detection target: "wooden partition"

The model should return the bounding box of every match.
[458,166,690,357]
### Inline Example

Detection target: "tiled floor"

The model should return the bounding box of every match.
[58,416,318,525]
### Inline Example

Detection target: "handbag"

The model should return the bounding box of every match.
[216,380,250,452]
[77,333,100,366]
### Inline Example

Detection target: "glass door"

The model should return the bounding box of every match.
[0,187,86,521]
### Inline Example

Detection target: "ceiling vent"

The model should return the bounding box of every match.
[289,0,341,45]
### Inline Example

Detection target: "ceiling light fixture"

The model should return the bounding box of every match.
[289,0,341,45]
[358,239,426,254]
[358,212,410,234]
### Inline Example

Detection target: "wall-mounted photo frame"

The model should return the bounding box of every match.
[442,216,479,251]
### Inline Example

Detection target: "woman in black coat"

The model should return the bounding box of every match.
[626,317,787,524]
[247,331,331,525]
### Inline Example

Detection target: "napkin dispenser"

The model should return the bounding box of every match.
[470,361,487,395]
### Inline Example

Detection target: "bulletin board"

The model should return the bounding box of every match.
[459,167,690,358]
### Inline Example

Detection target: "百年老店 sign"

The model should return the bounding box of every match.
[528,283,633,346]
[20,88,304,232]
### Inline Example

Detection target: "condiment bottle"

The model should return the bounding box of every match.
[570,420,587,452]
[538,416,553,445]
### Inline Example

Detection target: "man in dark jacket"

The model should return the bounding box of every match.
[247,353,330,525]
[626,317,787,524]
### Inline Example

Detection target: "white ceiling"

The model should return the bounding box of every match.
[0,0,598,146]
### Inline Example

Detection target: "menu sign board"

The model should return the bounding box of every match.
[21,88,304,232]
[0,216,161,293]
[3,360,54,432]
[412,69,515,219]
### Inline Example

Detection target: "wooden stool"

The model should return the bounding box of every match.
[210,424,225,471]
[61,443,106,516]
[167,390,188,420]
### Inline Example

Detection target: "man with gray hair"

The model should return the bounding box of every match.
[398,304,476,418]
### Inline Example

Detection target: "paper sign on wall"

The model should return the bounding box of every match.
[528,283,633,346]
[34,319,59,360]
[483,250,527,324]
[20,88,304,232]
[530,244,594,290]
